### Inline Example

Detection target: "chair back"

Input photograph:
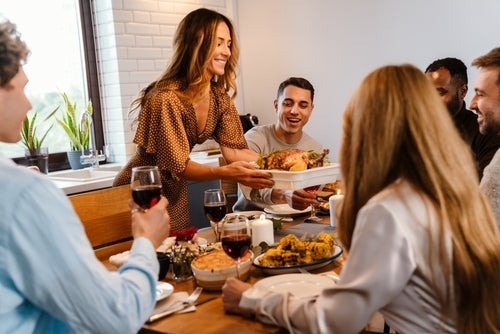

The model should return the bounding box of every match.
[69,185,133,260]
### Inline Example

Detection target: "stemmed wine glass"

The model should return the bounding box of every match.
[221,214,251,279]
[203,189,227,242]
[303,184,322,223]
[130,166,162,210]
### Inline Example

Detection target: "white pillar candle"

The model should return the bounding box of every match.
[329,192,344,229]
[251,214,274,247]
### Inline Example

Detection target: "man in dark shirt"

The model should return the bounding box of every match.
[425,57,500,179]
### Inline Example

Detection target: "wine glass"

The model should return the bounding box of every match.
[203,189,227,242]
[130,166,162,210]
[221,214,251,279]
[303,184,322,223]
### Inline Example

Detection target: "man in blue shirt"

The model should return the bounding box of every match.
[0,20,170,333]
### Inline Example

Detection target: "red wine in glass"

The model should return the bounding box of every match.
[132,185,162,209]
[204,203,227,223]
[130,166,162,210]
[221,234,251,259]
[221,214,251,278]
[204,189,227,242]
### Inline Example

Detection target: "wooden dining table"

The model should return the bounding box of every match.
[135,214,346,334]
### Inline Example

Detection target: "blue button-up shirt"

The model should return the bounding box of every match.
[0,156,158,333]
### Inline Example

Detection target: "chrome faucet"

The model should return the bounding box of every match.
[80,149,106,168]
[79,109,105,168]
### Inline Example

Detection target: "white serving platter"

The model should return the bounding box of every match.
[269,163,341,190]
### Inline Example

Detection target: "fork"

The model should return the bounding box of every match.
[298,267,310,274]
[148,287,203,322]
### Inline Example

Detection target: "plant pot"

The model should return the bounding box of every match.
[25,147,49,174]
[67,150,90,170]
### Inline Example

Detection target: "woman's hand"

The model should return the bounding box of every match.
[222,277,252,314]
[129,196,170,249]
[222,160,273,189]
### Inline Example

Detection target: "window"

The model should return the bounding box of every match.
[0,0,102,171]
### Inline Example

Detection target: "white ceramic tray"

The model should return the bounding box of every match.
[269,163,341,190]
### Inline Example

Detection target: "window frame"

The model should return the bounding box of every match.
[13,0,104,172]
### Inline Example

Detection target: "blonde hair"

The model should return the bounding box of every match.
[131,8,239,116]
[339,64,500,333]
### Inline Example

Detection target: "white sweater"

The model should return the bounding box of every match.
[240,180,456,334]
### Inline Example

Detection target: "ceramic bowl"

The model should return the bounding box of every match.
[191,250,253,291]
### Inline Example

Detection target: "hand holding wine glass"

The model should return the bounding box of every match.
[221,214,251,279]
[130,166,162,211]
[204,189,227,242]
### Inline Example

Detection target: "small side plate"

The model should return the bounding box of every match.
[156,282,174,302]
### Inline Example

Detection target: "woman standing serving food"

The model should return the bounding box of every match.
[114,8,272,230]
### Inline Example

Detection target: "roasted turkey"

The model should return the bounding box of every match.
[256,148,330,171]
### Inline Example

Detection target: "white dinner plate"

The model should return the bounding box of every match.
[156,282,174,302]
[253,245,343,275]
[254,273,335,299]
[264,204,311,216]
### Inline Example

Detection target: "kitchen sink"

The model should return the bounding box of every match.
[49,165,122,182]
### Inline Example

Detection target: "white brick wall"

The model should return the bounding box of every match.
[92,0,236,164]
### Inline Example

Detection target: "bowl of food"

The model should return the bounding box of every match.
[191,249,253,290]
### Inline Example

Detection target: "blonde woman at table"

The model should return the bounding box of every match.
[222,64,500,333]
[113,8,272,231]
[0,20,170,333]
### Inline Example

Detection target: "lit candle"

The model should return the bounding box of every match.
[251,214,274,247]
[329,190,344,229]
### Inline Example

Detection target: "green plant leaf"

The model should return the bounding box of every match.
[20,106,58,150]
[56,93,93,151]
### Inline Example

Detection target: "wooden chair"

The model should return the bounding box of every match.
[69,185,133,261]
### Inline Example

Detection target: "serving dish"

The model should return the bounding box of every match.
[253,273,335,299]
[269,163,341,190]
[253,245,343,275]
[191,250,253,290]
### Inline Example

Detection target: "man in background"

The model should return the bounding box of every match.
[233,77,325,212]
[425,57,500,179]
[470,47,500,225]
[0,20,170,333]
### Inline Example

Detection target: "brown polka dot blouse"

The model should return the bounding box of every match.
[113,80,247,231]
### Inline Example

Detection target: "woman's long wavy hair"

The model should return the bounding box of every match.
[130,8,239,116]
[338,64,499,333]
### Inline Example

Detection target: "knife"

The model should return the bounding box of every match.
[147,296,217,322]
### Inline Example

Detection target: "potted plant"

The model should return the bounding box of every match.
[21,107,59,174]
[57,92,93,169]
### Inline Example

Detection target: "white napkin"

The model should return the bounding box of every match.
[151,291,196,316]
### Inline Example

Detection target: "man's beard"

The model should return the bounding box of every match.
[447,94,462,116]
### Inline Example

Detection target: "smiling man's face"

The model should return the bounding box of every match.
[274,85,314,142]
[469,67,500,135]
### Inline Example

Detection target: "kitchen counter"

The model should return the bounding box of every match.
[50,154,222,195]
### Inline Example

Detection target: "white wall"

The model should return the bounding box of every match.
[92,0,237,163]
[235,0,500,161]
